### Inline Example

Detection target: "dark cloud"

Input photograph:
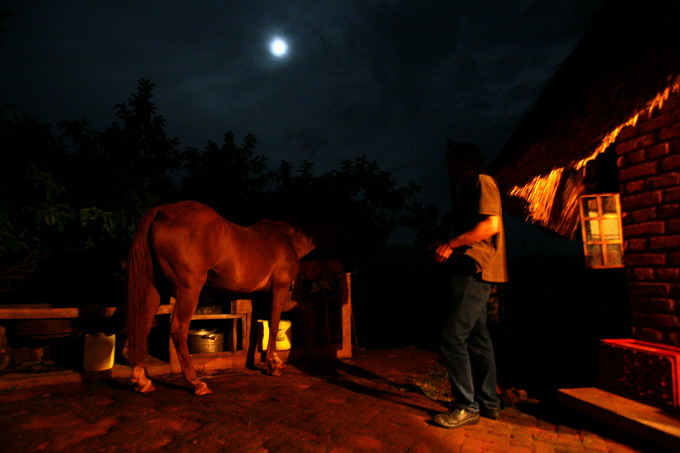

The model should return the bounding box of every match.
[1,0,606,232]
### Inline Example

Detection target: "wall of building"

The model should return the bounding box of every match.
[615,90,680,346]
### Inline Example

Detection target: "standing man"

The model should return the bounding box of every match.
[431,140,509,429]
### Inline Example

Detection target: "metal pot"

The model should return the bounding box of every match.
[188,329,224,354]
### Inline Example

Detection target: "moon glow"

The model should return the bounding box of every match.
[269,38,289,57]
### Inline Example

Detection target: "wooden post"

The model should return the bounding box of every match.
[338,272,353,359]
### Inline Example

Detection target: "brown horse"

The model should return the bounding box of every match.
[124,201,315,395]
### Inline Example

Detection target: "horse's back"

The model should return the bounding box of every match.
[142,201,311,291]
[148,202,232,271]
[155,200,222,223]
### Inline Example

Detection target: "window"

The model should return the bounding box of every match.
[578,193,624,269]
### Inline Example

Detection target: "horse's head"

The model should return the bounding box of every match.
[255,220,316,259]
[290,228,316,259]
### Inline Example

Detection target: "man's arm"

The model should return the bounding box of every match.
[433,215,500,263]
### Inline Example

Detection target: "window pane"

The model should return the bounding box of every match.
[585,220,601,241]
[602,195,618,215]
[582,197,599,218]
[586,244,603,267]
[606,244,623,267]
[601,218,620,241]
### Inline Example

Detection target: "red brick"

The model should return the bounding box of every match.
[661,93,680,111]
[660,123,680,141]
[633,326,664,342]
[667,332,680,346]
[663,186,680,202]
[646,142,671,159]
[630,296,678,313]
[621,191,662,209]
[623,221,664,237]
[668,219,680,233]
[647,298,677,313]
[650,235,680,249]
[646,172,680,188]
[628,282,672,296]
[618,161,658,181]
[637,313,680,328]
[640,114,679,134]
[625,238,648,251]
[659,203,680,219]
[627,267,654,280]
[623,180,645,194]
[631,207,657,221]
[656,267,680,281]
[615,125,639,143]
[670,283,680,298]
[672,138,680,153]
[661,154,680,171]
[669,252,680,265]
[629,295,650,311]
[616,149,646,167]
[624,253,666,266]
[615,134,656,154]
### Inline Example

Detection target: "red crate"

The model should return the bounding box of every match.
[599,339,680,408]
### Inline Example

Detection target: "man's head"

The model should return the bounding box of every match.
[445,139,485,183]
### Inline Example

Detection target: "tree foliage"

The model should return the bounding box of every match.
[0,79,430,305]
[181,132,270,224]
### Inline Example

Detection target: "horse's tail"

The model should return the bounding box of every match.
[125,206,161,366]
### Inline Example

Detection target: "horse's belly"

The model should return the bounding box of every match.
[207,270,269,293]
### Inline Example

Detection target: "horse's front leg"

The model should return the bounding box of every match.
[170,286,212,395]
[265,284,290,376]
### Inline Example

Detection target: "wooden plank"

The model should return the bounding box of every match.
[0,307,117,319]
[558,387,680,450]
[190,314,246,320]
[0,304,177,319]
[339,272,353,359]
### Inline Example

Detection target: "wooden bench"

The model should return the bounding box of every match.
[0,272,353,373]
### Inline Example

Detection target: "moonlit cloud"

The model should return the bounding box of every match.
[0,0,607,224]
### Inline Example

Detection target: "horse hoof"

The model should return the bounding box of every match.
[267,368,283,377]
[193,382,212,396]
[135,382,156,393]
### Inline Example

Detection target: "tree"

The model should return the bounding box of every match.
[181,132,271,224]
[60,78,182,242]
[0,78,426,305]
[0,80,182,302]
[268,156,419,269]
[0,112,75,295]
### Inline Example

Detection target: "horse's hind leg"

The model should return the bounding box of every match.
[129,287,159,393]
[170,286,212,395]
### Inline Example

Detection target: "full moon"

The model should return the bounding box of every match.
[269,37,288,57]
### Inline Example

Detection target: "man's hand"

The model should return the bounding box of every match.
[430,215,500,264]
[431,241,453,263]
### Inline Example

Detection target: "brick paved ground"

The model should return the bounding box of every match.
[0,347,658,452]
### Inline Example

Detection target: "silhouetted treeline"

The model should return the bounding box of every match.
[1,79,448,305]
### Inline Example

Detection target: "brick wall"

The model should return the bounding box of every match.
[615,90,680,346]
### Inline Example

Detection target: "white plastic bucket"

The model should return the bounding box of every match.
[257,319,292,351]
[83,332,115,371]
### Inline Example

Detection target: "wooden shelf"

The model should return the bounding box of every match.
[190,314,245,320]
[0,304,174,320]
[0,272,354,373]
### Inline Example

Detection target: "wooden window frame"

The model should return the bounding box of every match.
[578,193,625,269]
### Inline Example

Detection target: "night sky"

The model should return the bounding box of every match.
[1,1,606,251]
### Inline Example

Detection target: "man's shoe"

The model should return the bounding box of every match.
[480,407,501,420]
[432,408,480,429]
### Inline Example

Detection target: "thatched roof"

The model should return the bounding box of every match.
[493,0,680,238]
